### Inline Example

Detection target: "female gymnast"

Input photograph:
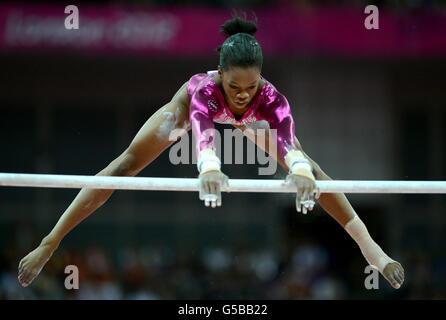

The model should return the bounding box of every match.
[18,13,404,291]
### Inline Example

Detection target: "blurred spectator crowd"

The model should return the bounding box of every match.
[0,240,346,299]
[1,228,445,300]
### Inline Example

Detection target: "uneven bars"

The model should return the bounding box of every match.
[1,173,446,194]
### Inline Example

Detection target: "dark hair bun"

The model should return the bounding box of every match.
[220,11,258,38]
[217,11,263,71]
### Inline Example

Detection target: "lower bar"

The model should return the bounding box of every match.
[1,173,446,194]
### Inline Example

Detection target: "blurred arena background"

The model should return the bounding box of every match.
[1,0,446,299]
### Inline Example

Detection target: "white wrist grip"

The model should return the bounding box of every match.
[199,160,221,174]
[285,150,315,181]
[197,149,221,174]
[289,161,312,173]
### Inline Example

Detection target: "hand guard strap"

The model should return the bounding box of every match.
[285,150,316,182]
[197,148,221,174]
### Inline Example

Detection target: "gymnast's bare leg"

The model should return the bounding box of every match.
[238,126,405,289]
[17,82,191,287]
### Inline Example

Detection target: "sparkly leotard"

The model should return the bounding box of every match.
[188,70,296,163]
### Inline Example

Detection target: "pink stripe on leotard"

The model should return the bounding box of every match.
[187,70,296,164]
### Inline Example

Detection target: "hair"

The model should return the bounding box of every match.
[217,11,263,72]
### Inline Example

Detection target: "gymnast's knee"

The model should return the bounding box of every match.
[101,151,139,177]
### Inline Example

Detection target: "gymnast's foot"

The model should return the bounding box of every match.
[18,241,56,287]
[382,261,405,289]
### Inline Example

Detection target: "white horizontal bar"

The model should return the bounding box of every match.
[1,173,446,194]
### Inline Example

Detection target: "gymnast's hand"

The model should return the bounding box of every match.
[283,150,320,214]
[199,170,229,208]
[284,173,320,214]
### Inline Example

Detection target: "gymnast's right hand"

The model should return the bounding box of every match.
[199,170,229,208]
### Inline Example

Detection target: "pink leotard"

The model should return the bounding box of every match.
[188,70,296,163]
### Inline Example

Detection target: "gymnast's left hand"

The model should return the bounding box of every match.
[199,170,229,208]
[284,173,320,214]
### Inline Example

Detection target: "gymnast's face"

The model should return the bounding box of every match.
[218,65,261,114]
